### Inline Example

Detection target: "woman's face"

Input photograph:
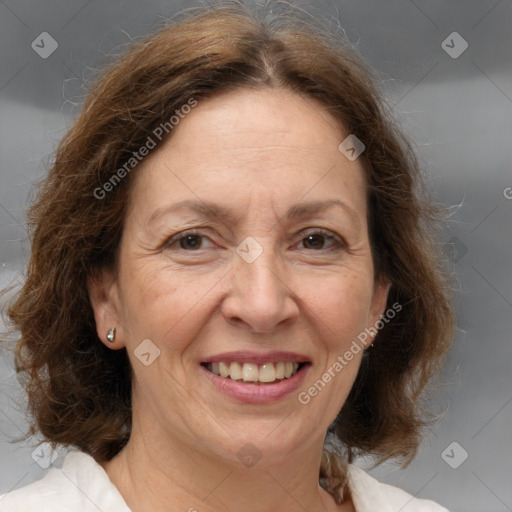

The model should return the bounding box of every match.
[90,87,389,465]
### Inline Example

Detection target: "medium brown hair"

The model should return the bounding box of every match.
[2,1,454,503]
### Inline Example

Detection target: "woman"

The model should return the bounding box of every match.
[0,3,454,511]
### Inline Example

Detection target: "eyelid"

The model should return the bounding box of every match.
[295,227,347,250]
[164,227,347,252]
[164,228,216,250]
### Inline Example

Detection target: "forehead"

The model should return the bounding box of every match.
[128,87,367,220]
[165,87,346,157]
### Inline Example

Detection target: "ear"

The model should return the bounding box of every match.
[87,268,126,349]
[368,278,392,332]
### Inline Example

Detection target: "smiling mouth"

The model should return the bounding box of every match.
[202,361,306,384]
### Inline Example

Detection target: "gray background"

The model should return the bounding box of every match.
[0,0,511,511]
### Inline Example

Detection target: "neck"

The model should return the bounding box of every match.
[101,415,349,512]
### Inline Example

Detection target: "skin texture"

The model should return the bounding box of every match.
[88,87,390,512]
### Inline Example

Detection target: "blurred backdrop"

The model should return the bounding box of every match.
[0,1,511,511]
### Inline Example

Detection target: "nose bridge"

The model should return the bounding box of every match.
[242,248,282,291]
[222,236,298,333]
[236,236,286,301]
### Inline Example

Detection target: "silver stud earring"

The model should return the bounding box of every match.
[106,327,116,343]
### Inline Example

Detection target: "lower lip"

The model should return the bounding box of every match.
[200,364,310,404]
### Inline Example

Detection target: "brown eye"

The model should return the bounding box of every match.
[178,234,204,250]
[165,230,214,251]
[302,234,327,250]
[298,230,343,251]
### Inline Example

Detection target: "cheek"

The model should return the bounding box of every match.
[296,273,372,421]
[299,269,374,348]
[118,258,223,351]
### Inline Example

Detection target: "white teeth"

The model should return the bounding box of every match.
[259,363,276,383]
[275,362,285,379]
[242,363,259,382]
[229,362,242,380]
[219,361,230,378]
[207,361,302,383]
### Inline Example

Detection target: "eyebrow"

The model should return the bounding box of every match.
[148,198,361,228]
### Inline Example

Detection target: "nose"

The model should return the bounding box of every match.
[220,245,300,334]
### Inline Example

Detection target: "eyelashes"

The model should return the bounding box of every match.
[164,228,346,253]
[299,230,344,251]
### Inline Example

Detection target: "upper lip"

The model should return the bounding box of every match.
[201,350,311,365]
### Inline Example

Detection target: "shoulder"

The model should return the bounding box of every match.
[346,464,450,512]
[0,450,131,512]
